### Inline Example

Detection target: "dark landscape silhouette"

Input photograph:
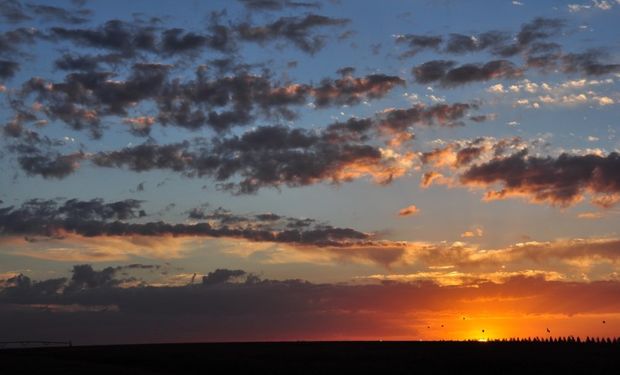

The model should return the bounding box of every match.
[2,339,620,374]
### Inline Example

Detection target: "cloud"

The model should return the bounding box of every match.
[0,198,380,250]
[0,0,30,23]
[420,136,525,170]
[460,150,620,207]
[26,4,92,24]
[486,78,617,108]
[461,227,483,238]
[17,66,404,137]
[235,14,349,54]
[397,18,564,59]
[17,152,85,179]
[379,102,480,133]
[237,0,321,11]
[562,50,620,76]
[413,60,523,86]
[394,34,443,57]
[398,204,420,216]
[122,116,156,136]
[87,101,483,192]
[202,269,247,285]
[0,59,19,79]
[0,28,40,59]
[401,17,619,83]
[90,127,413,194]
[67,264,119,290]
[2,265,620,343]
[4,197,620,273]
[3,98,481,191]
[569,1,615,12]
[311,74,405,107]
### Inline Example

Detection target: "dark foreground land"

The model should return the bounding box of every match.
[2,341,620,374]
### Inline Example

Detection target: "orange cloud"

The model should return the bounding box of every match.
[398,204,420,216]
[461,227,484,238]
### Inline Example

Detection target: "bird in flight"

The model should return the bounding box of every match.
[546,328,551,333]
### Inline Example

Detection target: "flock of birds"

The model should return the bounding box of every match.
[426,318,608,337]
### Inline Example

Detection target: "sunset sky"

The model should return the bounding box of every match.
[1,0,620,344]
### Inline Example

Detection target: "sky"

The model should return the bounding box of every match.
[0,0,620,344]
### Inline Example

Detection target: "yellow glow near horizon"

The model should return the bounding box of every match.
[414,312,620,341]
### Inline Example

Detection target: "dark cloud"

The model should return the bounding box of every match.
[67,264,119,290]
[255,213,281,221]
[455,146,486,167]
[3,125,87,179]
[0,198,376,248]
[53,54,101,71]
[379,103,479,133]
[238,0,321,11]
[516,17,564,48]
[91,125,386,194]
[26,4,92,24]
[53,53,127,71]
[236,14,349,54]
[0,198,145,224]
[561,50,620,76]
[444,31,511,55]
[413,60,522,86]
[7,97,479,190]
[0,59,19,79]
[0,273,66,299]
[2,268,620,344]
[0,28,40,58]
[396,17,563,58]
[160,22,235,56]
[49,16,234,57]
[460,150,620,207]
[22,63,170,137]
[410,60,455,84]
[397,17,620,84]
[160,28,210,55]
[312,74,405,107]
[89,100,483,192]
[18,152,85,179]
[202,269,246,285]
[0,0,30,23]
[50,20,157,53]
[395,34,443,57]
[18,66,400,136]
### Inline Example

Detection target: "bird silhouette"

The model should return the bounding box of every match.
[603,320,606,324]
[441,324,444,328]
[481,329,485,333]
[546,328,551,333]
